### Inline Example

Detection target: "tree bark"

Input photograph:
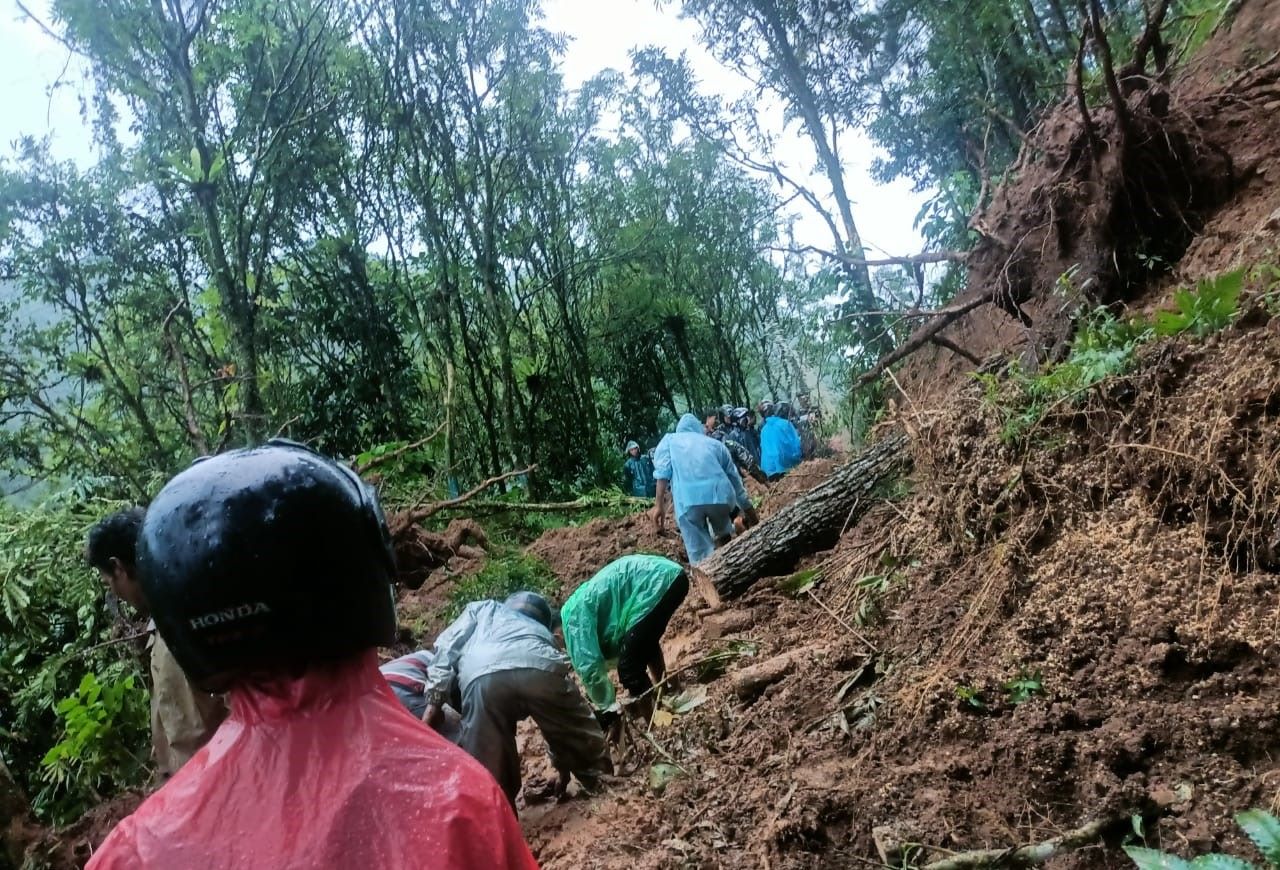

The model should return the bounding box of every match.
[692,432,910,602]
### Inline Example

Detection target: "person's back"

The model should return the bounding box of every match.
[760,415,803,477]
[89,440,536,870]
[653,416,739,513]
[93,652,530,869]
[560,555,687,712]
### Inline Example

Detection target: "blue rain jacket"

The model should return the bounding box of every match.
[760,416,803,477]
[653,414,748,518]
[623,454,656,498]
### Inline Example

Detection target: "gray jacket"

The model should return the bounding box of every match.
[424,600,568,707]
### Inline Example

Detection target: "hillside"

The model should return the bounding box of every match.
[506,6,1280,867]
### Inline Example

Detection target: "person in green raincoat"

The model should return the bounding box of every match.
[559,554,688,726]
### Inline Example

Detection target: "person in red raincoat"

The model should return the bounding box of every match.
[88,440,538,870]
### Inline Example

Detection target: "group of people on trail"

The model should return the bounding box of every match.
[624,399,815,501]
[83,440,695,869]
[621,399,816,566]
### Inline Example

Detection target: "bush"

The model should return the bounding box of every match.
[0,496,151,824]
[443,553,562,622]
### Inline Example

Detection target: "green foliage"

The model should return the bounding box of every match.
[954,684,986,710]
[978,308,1153,444]
[1239,810,1280,866]
[0,496,151,823]
[1153,269,1245,338]
[1002,669,1044,704]
[38,670,149,823]
[1124,808,1280,870]
[442,554,561,622]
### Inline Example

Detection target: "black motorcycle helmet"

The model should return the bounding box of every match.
[137,439,397,691]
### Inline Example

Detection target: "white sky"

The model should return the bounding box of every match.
[0,0,926,260]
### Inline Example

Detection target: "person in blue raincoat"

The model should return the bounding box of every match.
[759,402,803,480]
[622,440,656,498]
[652,414,758,564]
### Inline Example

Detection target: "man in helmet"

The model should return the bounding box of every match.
[704,405,767,487]
[560,555,688,726]
[652,413,757,564]
[86,508,227,779]
[89,440,536,870]
[622,439,656,498]
[420,591,610,807]
[727,407,761,464]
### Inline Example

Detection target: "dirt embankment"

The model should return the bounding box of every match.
[515,6,1280,867]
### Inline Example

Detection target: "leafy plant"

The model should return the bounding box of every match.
[955,684,986,710]
[37,670,149,824]
[442,553,561,622]
[1125,808,1280,869]
[1002,670,1045,704]
[1,497,151,823]
[1153,269,1244,337]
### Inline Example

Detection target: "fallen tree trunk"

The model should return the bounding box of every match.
[692,431,910,604]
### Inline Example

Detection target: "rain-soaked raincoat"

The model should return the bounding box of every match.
[560,554,686,711]
[760,415,803,477]
[87,651,538,870]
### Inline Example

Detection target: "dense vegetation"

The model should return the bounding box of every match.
[0,0,1235,827]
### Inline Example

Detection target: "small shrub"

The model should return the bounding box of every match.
[443,553,561,621]
[1153,268,1244,337]
[1002,669,1044,704]
[37,669,150,824]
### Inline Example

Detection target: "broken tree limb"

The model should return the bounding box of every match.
[692,432,910,603]
[853,290,1002,390]
[919,813,1120,869]
[355,419,448,475]
[394,465,536,529]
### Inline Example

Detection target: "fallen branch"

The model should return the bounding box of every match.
[920,813,1118,869]
[435,496,650,515]
[853,290,1001,390]
[930,335,982,366]
[395,465,536,529]
[775,245,967,268]
[355,419,448,475]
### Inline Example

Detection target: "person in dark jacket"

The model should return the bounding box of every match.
[622,440,656,498]
[727,407,761,463]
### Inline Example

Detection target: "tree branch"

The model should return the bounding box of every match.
[354,418,448,475]
[393,465,537,532]
[776,245,967,268]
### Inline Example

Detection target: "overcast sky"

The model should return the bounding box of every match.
[0,0,926,259]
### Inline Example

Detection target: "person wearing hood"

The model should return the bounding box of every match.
[652,413,758,564]
[760,402,803,479]
[421,591,610,808]
[89,440,537,870]
[622,440,656,498]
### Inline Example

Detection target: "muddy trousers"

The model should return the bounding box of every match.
[459,667,609,806]
[617,572,690,699]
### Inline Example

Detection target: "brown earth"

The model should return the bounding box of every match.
[28,5,1280,869]
[517,305,1280,870]
[511,8,1280,867]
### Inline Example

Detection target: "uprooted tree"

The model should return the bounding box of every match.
[693,431,910,602]
[855,0,1238,392]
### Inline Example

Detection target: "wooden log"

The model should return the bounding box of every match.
[693,432,910,602]
[731,652,799,700]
